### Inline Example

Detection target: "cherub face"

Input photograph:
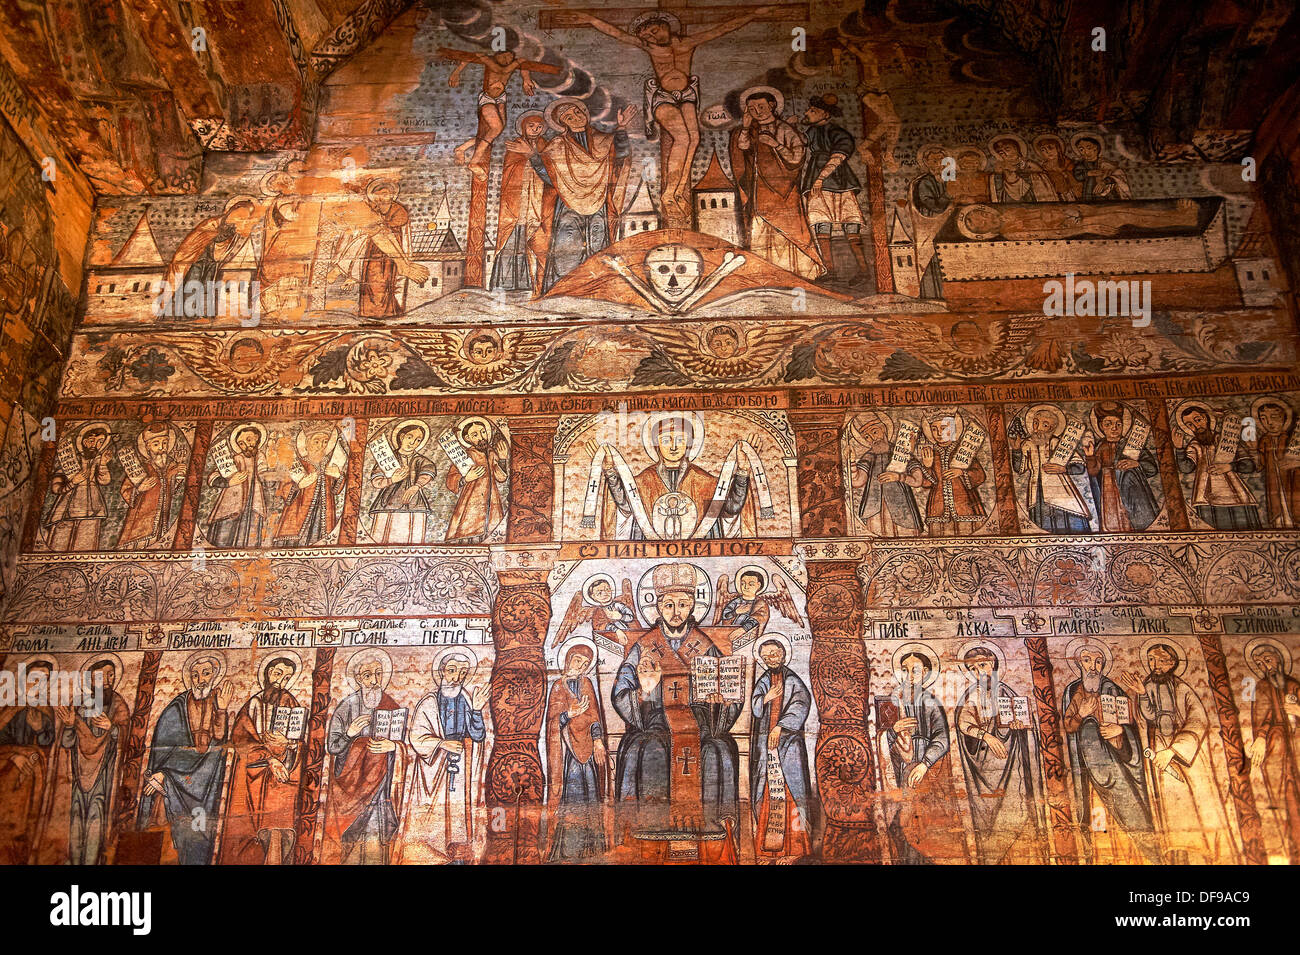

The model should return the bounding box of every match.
[738,573,763,600]
[589,581,613,605]
[707,329,740,358]
[468,337,501,364]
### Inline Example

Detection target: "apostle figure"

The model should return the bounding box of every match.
[1248,397,1300,528]
[530,98,636,294]
[204,424,271,548]
[43,424,113,552]
[1173,403,1262,530]
[139,653,235,865]
[799,93,873,290]
[493,111,549,294]
[1061,641,1160,863]
[1118,643,1240,863]
[42,658,131,865]
[368,421,439,544]
[1011,405,1093,533]
[848,411,923,537]
[323,650,407,865]
[988,136,1054,203]
[880,649,970,863]
[338,179,429,319]
[166,197,260,296]
[1247,641,1300,862]
[730,87,823,280]
[544,644,609,861]
[273,425,345,547]
[119,420,186,550]
[953,646,1046,864]
[444,417,508,545]
[908,144,953,299]
[592,414,761,540]
[1081,402,1161,532]
[612,563,742,857]
[1033,135,1079,201]
[909,412,988,536]
[218,655,303,865]
[395,652,490,865]
[749,639,813,861]
[0,659,56,864]
[1071,135,1131,200]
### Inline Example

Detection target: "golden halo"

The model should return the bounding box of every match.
[891,641,940,688]
[1023,403,1067,438]
[227,421,267,456]
[641,410,705,463]
[345,647,392,690]
[181,649,228,692]
[555,636,599,675]
[1244,637,1292,678]
[1063,636,1111,674]
[1139,638,1187,677]
[1170,399,1217,436]
[388,419,430,456]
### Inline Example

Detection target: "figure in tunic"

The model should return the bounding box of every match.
[749,639,813,861]
[544,644,609,861]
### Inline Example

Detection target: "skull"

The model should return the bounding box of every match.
[644,244,704,304]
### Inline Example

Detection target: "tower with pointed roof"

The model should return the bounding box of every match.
[691,149,741,246]
[888,209,920,298]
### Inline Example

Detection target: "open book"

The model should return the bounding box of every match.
[691,655,746,705]
[371,707,409,742]
[1100,693,1133,725]
[996,696,1033,726]
[269,705,307,741]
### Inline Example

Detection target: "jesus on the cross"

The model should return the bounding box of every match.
[571,6,780,227]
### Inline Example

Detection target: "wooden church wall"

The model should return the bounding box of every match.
[1,0,1298,866]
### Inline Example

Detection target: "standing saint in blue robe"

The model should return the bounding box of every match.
[749,641,814,860]
[139,667,234,866]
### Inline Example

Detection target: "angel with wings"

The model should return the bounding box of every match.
[552,575,636,648]
[400,327,552,389]
[713,567,803,640]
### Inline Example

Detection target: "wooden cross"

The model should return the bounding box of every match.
[677,746,696,776]
[539,2,809,33]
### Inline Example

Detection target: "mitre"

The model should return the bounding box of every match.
[652,563,696,596]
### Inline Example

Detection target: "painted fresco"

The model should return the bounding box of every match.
[0,0,1297,868]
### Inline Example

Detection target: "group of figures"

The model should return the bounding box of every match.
[4,600,1300,866]
[33,414,510,552]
